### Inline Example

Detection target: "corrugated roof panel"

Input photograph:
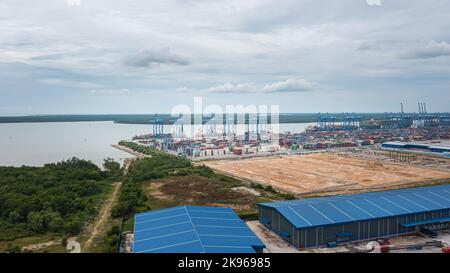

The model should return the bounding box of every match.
[195,226,255,236]
[134,214,190,231]
[133,230,200,252]
[346,199,392,218]
[381,195,423,213]
[277,206,313,227]
[331,201,373,221]
[310,202,354,223]
[428,190,450,204]
[135,240,204,253]
[199,235,264,248]
[188,211,239,220]
[398,194,436,211]
[133,206,264,253]
[416,192,450,207]
[135,206,185,222]
[191,217,244,227]
[367,196,407,215]
[290,205,334,226]
[135,221,194,238]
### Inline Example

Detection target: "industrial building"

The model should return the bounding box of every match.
[382,141,450,156]
[258,185,450,249]
[132,205,265,253]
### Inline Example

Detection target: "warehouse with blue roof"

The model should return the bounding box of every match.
[258,184,450,249]
[382,141,450,157]
[132,205,265,253]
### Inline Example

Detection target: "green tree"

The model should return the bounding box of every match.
[8,211,22,223]
[64,217,83,235]
[27,211,45,233]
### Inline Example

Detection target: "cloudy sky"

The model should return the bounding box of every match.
[1,0,450,115]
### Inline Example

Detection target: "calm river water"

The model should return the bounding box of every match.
[0,121,315,167]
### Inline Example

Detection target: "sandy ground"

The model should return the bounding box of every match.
[204,153,450,195]
[21,240,61,252]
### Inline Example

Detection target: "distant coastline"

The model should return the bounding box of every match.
[0,113,392,125]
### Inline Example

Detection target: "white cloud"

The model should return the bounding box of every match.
[208,78,317,94]
[208,83,256,94]
[262,78,317,93]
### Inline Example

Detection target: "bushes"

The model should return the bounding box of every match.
[26,209,64,233]
[250,183,265,190]
[64,216,83,235]
[0,157,116,238]
[238,212,259,221]
[103,158,123,182]
[104,225,121,253]
[6,243,21,253]
[250,183,296,200]
[112,179,149,218]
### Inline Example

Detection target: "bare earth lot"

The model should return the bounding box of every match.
[204,153,450,196]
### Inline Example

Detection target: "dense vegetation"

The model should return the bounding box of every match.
[0,158,117,241]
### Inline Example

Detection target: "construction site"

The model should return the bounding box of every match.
[203,152,450,197]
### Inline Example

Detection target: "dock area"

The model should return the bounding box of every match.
[111,144,150,159]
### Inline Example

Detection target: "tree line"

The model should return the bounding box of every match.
[0,157,120,240]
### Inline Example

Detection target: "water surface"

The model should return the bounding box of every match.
[0,121,314,167]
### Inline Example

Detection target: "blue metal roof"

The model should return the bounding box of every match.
[259,184,450,229]
[132,206,265,253]
[382,142,450,152]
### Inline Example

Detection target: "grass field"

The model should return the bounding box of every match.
[0,234,65,253]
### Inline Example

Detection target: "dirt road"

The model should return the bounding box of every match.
[82,181,122,252]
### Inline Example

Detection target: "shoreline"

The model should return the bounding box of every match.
[110,144,150,159]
